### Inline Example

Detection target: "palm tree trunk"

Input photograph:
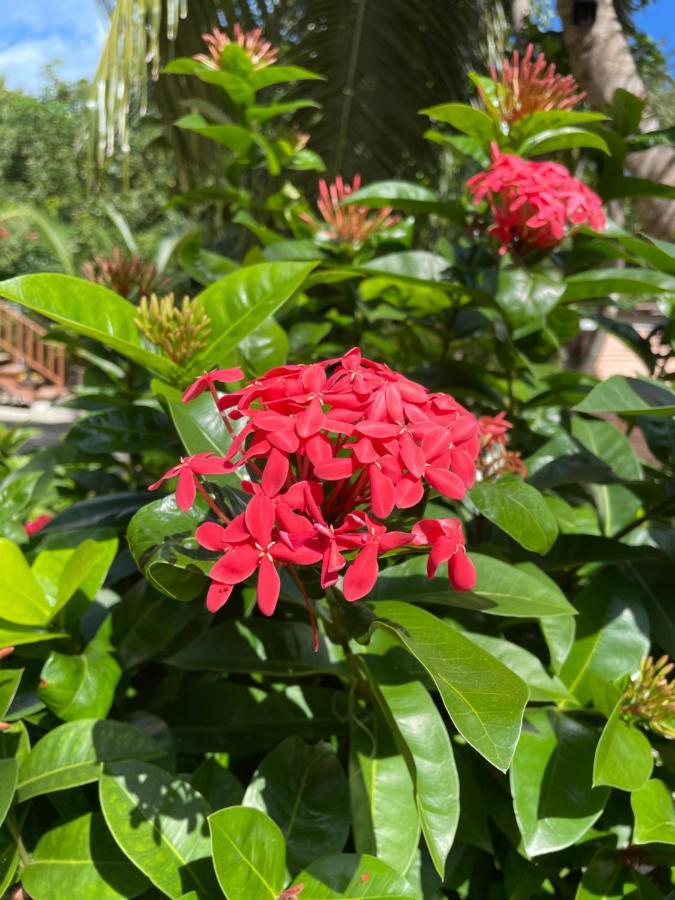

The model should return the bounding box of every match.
[557,0,675,238]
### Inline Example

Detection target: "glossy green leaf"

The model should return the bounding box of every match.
[0,538,52,626]
[100,760,219,899]
[563,268,675,301]
[571,416,642,481]
[560,571,650,703]
[192,755,244,812]
[0,624,67,647]
[511,710,609,856]
[248,65,325,89]
[32,537,118,617]
[363,648,459,876]
[465,633,572,702]
[175,115,253,154]
[343,180,463,218]
[209,806,286,900]
[370,553,573,617]
[422,102,497,141]
[575,376,675,417]
[593,700,653,792]
[17,718,162,801]
[469,476,559,554]
[631,779,675,845]
[0,830,18,897]
[509,110,608,144]
[0,669,22,719]
[358,251,450,283]
[168,619,342,677]
[189,262,316,376]
[0,759,17,828]
[370,602,528,771]
[68,406,174,455]
[22,813,149,900]
[574,848,624,900]
[163,58,254,105]
[0,274,177,378]
[243,736,349,872]
[349,710,420,876]
[39,617,121,721]
[517,126,610,157]
[289,854,420,899]
[496,265,565,331]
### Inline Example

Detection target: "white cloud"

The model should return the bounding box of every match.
[0,0,106,93]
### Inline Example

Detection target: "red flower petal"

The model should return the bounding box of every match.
[262,448,289,497]
[448,550,477,591]
[176,469,197,510]
[195,522,229,551]
[245,493,275,545]
[369,466,395,519]
[210,545,259,583]
[426,467,466,500]
[206,581,233,612]
[343,542,379,601]
[257,557,281,616]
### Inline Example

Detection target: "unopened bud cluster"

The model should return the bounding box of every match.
[135,293,211,364]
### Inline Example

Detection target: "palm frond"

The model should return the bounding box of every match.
[95,0,498,181]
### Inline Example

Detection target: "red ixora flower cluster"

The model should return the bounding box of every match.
[194,25,279,71]
[479,43,585,125]
[467,145,605,256]
[151,351,480,638]
[477,413,526,479]
[301,176,400,248]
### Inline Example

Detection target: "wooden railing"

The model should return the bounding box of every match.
[0,301,66,390]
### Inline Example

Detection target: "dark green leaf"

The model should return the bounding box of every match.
[574,376,675,417]
[517,127,610,157]
[497,266,565,331]
[68,406,174,455]
[631,779,675,845]
[0,759,17,828]
[421,102,497,141]
[343,180,463,219]
[510,710,610,856]
[243,737,349,872]
[469,476,558,554]
[0,670,22,720]
[563,268,675,301]
[175,115,254,154]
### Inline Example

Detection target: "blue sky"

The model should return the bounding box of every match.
[0,0,672,94]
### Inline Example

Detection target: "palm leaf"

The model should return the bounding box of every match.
[95,0,499,181]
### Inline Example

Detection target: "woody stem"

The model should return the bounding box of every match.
[195,480,231,524]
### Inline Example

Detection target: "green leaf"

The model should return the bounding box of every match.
[126,495,208,601]
[175,115,254,154]
[342,180,463,219]
[517,126,610,157]
[168,619,342,677]
[17,718,162,801]
[289,854,421,899]
[363,649,459,876]
[563,268,675,301]
[593,700,653,792]
[243,737,349,872]
[39,617,121,721]
[421,102,497,141]
[188,262,316,376]
[496,265,565,331]
[68,406,174,456]
[349,709,420,876]
[509,110,608,144]
[631,779,675,845]
[560,571,650,704]
[32,538,118,617]
[21,813,149,900]
[0,274,178,379]
[247,100,320,122]
[100,760,219,898]
[0,830,18,897]
[369,553,574,618]
[0,759,17,828]
[464,633,572,702]
[357,251,450,283]
[511,710,610,857]
[192,755,244,812]
[0,538,52,626]
[248,65,325,90]
[571,416,642,480]
[0,669,22,719]
[209,806,287,900]
[469,477,559,554]
[154,384,237,466]
[600,175,675,201]
[370,602,528,771]
[163,58,254,105]
[574,376,675,417]
[574,848,624,900]
[0,624,68,647]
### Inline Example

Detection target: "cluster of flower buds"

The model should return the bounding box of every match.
[151,351,482,637]
[194,25,279,71]
[622,655,675,739]
[82,248,166,301]
[468,145,605,256]
[135,293,211,365]
[301,176,400,249]
[478,43,586,125]
[477,412,526,479]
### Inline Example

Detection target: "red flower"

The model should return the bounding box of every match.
[301,176,400,247]
[24,515,53,537]
[467,146,605,256]
[149,453,231,511]
[413,518,476,591]
[182,368,244,403]
[479,43,585,125]
[169,349,497,640]
[194,25,278,71]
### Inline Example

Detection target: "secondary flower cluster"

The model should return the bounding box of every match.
[477,412,526,479]
[468,145,605,255]
[194,25,279,71]
[302,176,400,248]
[479,43,585,125]
[151,352,480,626]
